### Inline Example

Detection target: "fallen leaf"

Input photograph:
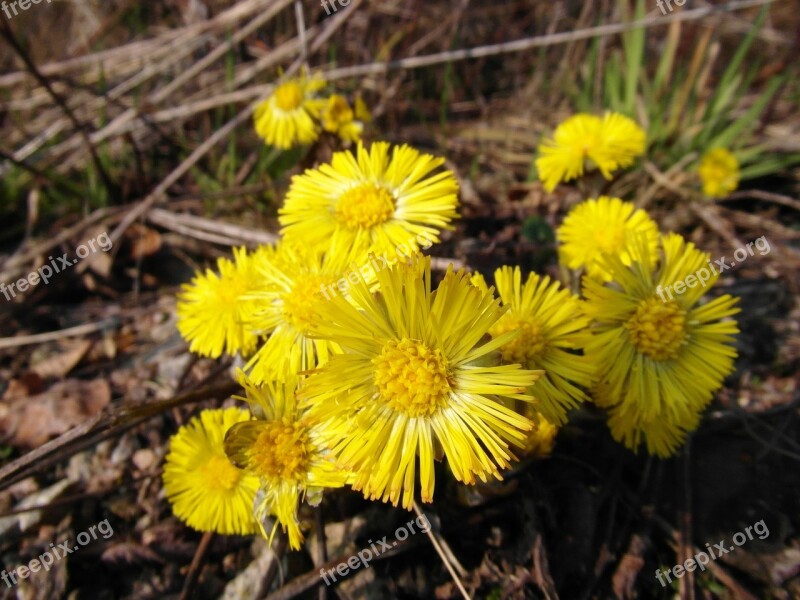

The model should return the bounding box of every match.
[0,379,111,448]
[30,339,92,379]
[128,224,162,260]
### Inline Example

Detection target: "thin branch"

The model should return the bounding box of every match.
[0,19,116,196]
[0,380,240,492]
[413,502,471,600]
[180,531,215,600]
[723,189,800,212]
[295,0,309,68]
[0,319,119,350]
[42,0,772,157]
[80,0,363,264]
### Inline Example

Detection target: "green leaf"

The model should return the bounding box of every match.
[705,4,768,119]
[739,153,800,180]
[706,76,784,150]
[621,0,646,116]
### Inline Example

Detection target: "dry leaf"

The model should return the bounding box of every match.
[0,379,111,448]
[128,224,162,260]
[30,340,92,379]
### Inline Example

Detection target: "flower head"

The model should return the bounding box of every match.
[582,233,740,456]
[320,94,370,143]
[522,410,559,458]
[298,255,541,509]
[176,247,263,358]
[163,408,261,535]
[224,372,348,549]
[536,112,645,192]
[253,72,326,149]
[698,148,739,198]
[592,112,647,178]
[279,141,459,256]
[557,196,659,281]
[243,241,360,383]
[471,266,595,424]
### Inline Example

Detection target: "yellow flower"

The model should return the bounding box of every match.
[279,141,459,256]
[606,401,701,460]
[253,72,326,149]
[557,196,659,281]
[176,247,262,358]
[224,372,348,550]
[163,408,261,535]
[523,410,558,458]
[591,112,647,178]
[472,266,594,424]
[298,255,541,509]
[320,94,369,143]
[582,233,740,457]
[698,148,739,198]
[243,241,358,384]
[536,112,645,192]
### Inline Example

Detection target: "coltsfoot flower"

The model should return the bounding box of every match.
[176,246,263,358]
[298,255,542,509]
[163,408,261,535]
[557,196,659,281]
[224,372,348,549]
[279,141,459,256]
[472,266,595,424]
[698,148,739,198]
[582,233,740,456]
[522,410,559,458]
[320,94,371,143]
[253,72,326,149]
[536,112,645,192]
[243,241,359,383]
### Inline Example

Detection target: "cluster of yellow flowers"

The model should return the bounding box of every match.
[163,89,740,548]
[535,111,740,198]
[560,197,739,455]
[253,71,371,149]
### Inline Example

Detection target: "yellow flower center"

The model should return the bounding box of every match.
[373,338,452,417]
[335,183,395,230]
[199,454,243,493]
[625,297,687,361]
[492,317,547,365]
[274,82,304,111]
[282,275,327,333]
[249,420,311,482]
[593,225,625,255]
